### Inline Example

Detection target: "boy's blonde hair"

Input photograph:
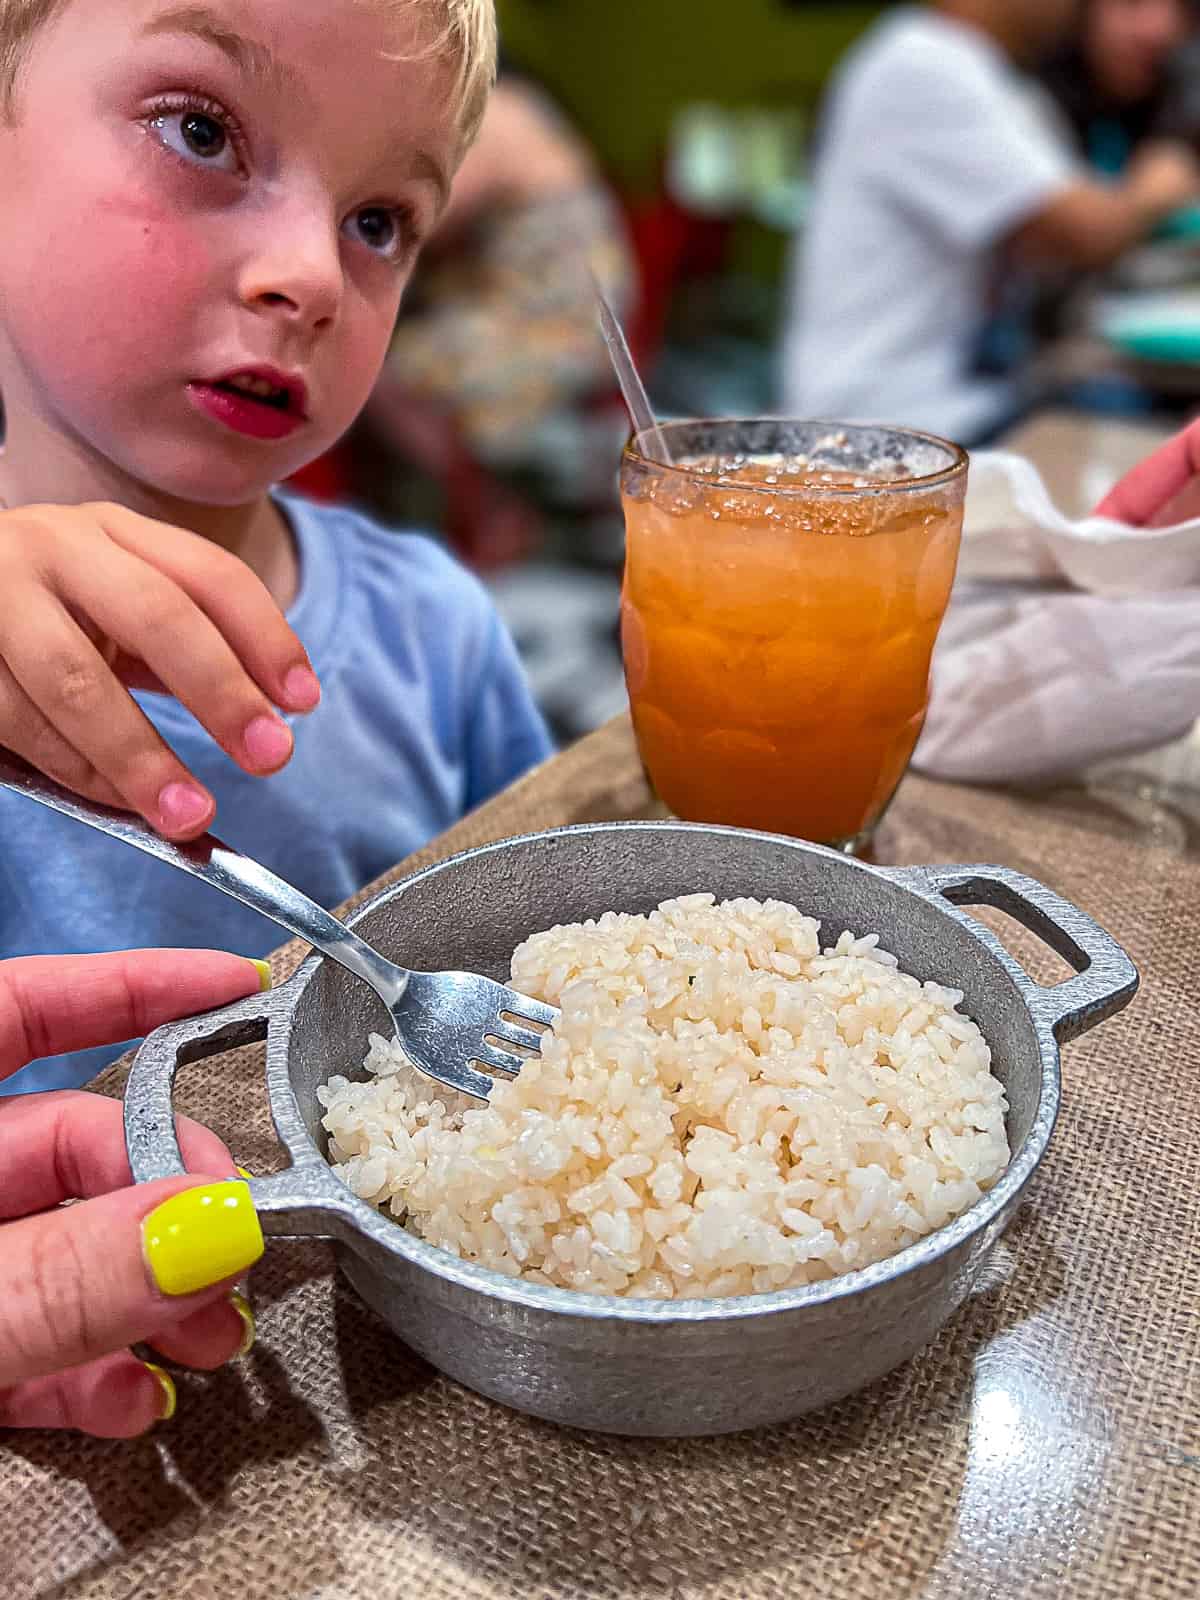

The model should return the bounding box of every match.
[392,0,495,149]
[0,1,496,142]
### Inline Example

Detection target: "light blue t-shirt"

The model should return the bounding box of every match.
[0,493,553,1093]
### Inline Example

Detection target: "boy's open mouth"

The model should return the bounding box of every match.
[210,368,307,415]
[188,367,309,441]
[214,375,293,411]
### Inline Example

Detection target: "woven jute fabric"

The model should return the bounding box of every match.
[2,719,1196,1600]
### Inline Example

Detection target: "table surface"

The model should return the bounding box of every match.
[2,417,1197,1600]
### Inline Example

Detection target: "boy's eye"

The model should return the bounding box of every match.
[149,109,239,173]
[344,206,411,261]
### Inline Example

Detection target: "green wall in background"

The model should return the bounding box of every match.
[497,1,880,196]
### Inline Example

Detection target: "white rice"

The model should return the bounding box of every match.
[317,894,1009,1299]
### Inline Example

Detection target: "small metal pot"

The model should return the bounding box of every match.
[126,822,1137,1437]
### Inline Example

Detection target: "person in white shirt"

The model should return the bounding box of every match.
[781,0,1200,444]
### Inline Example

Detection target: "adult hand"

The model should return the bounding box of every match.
[1094,418,1200,526]
[0,949,269,1437]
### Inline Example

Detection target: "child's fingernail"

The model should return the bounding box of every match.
[229,1290,256,1357]
[157,782,211,832]
[143,1181,264,1297]
[283,664,321,709]
[243,715,293,769]
[235,1165,253,1180]
[248,959,272,992]
[144,1362,177,1423]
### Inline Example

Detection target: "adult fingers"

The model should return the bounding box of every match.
[0,949,268,1081]
[0,1349,176,1438]
[0,1289,255,1436]
[1093,420,1200,525]
[146,1289,254,1371]
[0,1175,263,1387]
[1145,472,1200,529]
[0,1091,241,1220]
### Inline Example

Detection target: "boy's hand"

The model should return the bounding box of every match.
[0,502,321,839]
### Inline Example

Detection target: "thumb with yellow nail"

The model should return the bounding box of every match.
[0,949,269,1437]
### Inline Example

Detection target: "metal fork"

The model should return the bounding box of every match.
[0,750,557,1100]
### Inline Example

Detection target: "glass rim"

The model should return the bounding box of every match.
[621,417,969,499]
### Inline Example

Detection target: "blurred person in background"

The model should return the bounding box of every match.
[781,0,1200,445]
[1033,0,1198,410]
[363,70,635,556]
[1040,0,1196,175]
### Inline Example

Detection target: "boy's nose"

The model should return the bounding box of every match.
[239,224,343,333]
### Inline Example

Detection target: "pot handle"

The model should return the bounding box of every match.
[884,863,1138,1043]
[124,986,362,1241]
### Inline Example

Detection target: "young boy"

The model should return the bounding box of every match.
[0,0,553,1091]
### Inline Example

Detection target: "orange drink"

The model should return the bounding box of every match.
[620,420,967,852]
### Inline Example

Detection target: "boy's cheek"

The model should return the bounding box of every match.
[8,165,209,329]
[124,218,218,311]
[326,302,402,416]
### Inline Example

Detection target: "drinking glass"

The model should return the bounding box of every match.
[619,419,968,853]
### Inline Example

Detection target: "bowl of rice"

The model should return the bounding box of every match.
[126,822,1137,1436]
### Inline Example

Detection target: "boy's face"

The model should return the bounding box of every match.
[0,0,461,505]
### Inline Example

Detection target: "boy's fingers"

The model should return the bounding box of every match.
[0,1350,173,1438]
[0,593,217,838]
[0,503,318,832]
[0,658,127,810]
[0,1175,262,1387]
[108,653,170,696]
[100,506,321,715]
[54,543,298,785]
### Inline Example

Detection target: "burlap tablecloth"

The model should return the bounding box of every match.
[2,718,1196,1600]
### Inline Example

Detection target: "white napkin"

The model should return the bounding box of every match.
[959,450,1200,594]
[914,450,1200,784]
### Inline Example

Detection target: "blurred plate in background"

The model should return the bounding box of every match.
[1098,289,1200,364]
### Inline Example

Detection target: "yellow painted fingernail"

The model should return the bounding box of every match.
[235,1166,253,1181]
[229,1290,256,1357]
[250,959,272,992]
[144,1362,176,1423]
[143,1181,264,1297]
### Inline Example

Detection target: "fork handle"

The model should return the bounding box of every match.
[0,749,407,1003]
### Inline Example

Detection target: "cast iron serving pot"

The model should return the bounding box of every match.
[125,822,1138,1437]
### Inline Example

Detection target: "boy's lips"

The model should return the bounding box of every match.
[187,366,310,441]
